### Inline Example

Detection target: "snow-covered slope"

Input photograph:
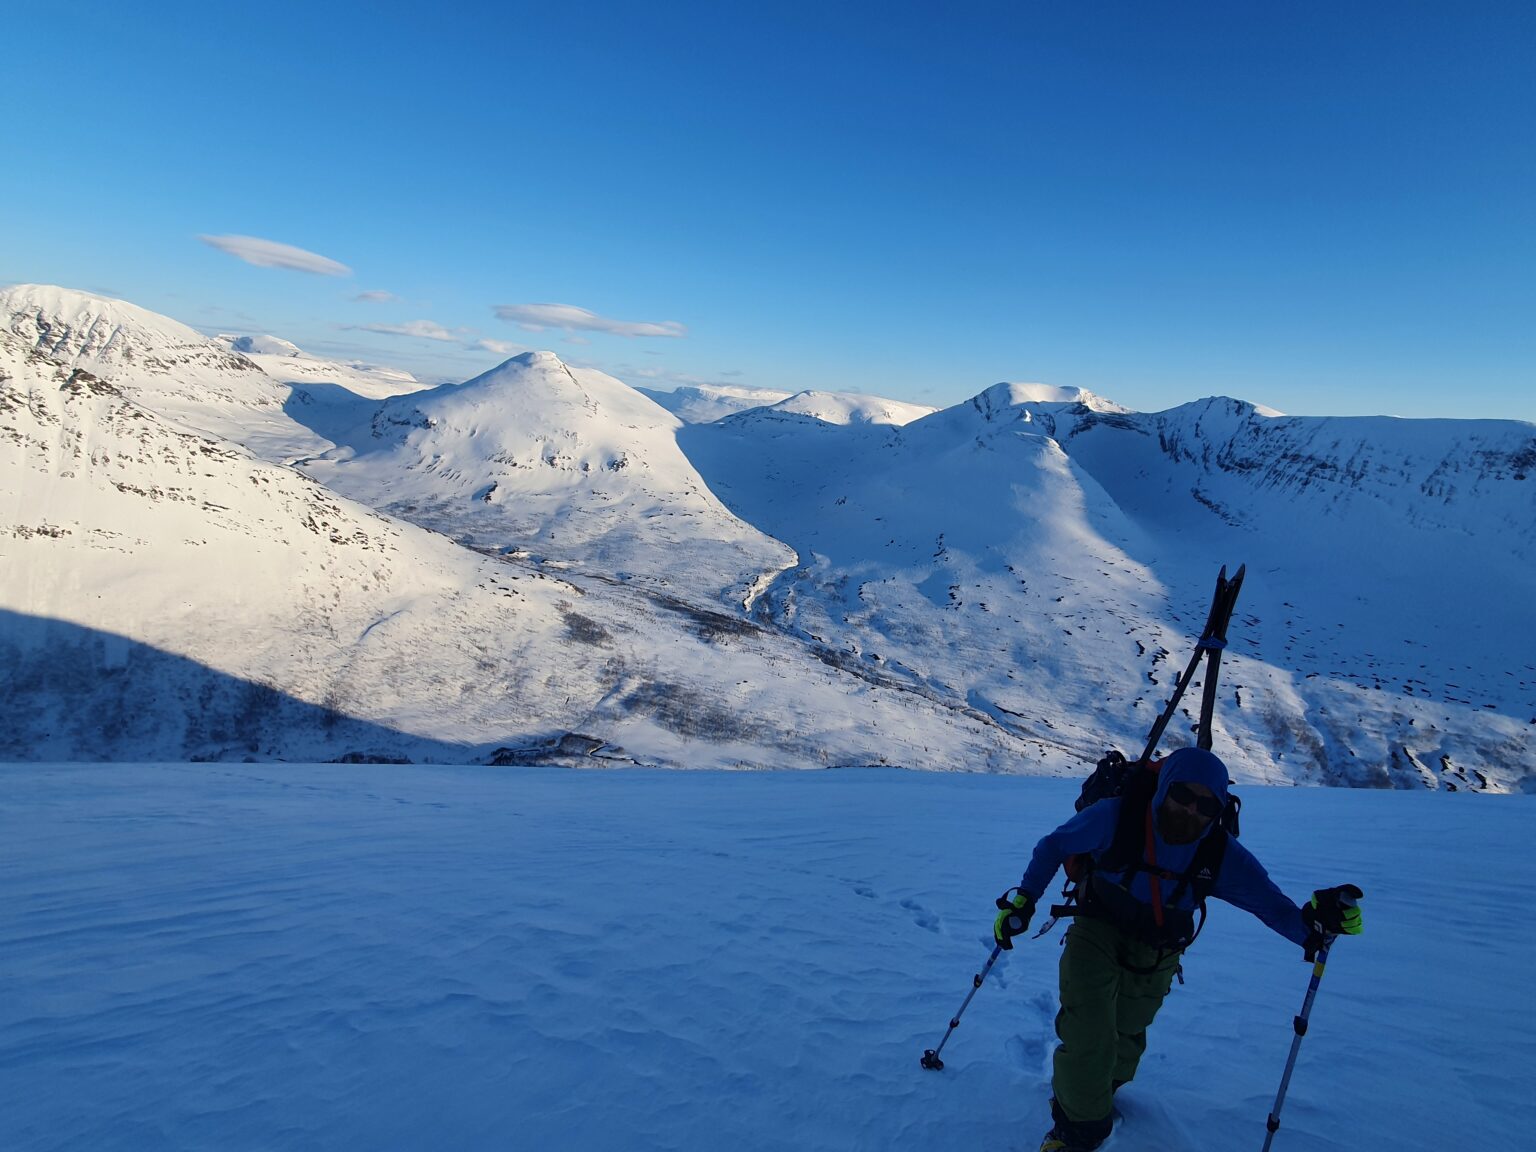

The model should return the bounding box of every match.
[3,285,1531,788]
[969,381,1130,414]
[762,390,936,426]
[636,382,793,423]
[297,351,798,603]
[640,384,933,428]
[3,284,238,372]
[683,391,1179,772]
[0,284,368,465]
[215,332,429,401]
[221,333,304,357]
[3,763,1531,1151]
[681,386,1536,790]
[1052,396,1536,782]
[0,328,1031,768]
[0,284,297,446]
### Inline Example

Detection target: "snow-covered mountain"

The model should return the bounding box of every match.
[2,284,250,378]
[0,284,292,445]
[0,284,381,467]
[0,322,1026,769]
[214,331,429,401]
[636,382,793,423]
[295,351,797,603]
[757,390,936,426]
[681,385,1536,790]
[2,286,1531,789]
[221,333,304,357]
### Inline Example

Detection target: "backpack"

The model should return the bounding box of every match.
[1053,750,1242,962]
[1041,564,1248,961]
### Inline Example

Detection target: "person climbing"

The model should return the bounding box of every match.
[991,746,1364,1152]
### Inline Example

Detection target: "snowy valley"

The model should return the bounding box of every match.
[2,284,1532,790]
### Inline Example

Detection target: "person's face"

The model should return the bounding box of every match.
[1157,780,1219,844]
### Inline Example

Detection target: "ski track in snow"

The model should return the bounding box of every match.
[2,764,1531,1152]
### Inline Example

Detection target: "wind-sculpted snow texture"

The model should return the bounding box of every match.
[2,764,1532,1151]
[2,285,1532,788]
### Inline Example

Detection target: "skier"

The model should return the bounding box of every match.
[992,746,1364,1152]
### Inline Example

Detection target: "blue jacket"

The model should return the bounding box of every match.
[1020,748,1311,947]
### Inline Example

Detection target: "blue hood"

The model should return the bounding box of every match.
[1153,747,1231,818]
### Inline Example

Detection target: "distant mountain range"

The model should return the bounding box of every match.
[2,284,1531,791]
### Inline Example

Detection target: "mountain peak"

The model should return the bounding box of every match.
[505,349,565,369]
[763,390,935,426]
[219,333,304,358]
[971,381,1129,415]
[0,282,258,385]
[373,349,680,446]
[1,283,211,356]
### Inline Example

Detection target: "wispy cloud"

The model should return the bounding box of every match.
[352,290,397,303]
[343,320,463,343]
[198,234,352,276]
[337,321,532,361]
[493,303,686,339]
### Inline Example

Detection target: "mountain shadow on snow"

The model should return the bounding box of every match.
[0,609,478,764]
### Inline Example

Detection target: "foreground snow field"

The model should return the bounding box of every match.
[2,764,1531,1152]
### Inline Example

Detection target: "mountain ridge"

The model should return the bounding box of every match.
[3,286,1530,789]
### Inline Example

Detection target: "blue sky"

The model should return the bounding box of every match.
[4,2,1533,420]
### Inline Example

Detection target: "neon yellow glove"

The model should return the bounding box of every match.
[993,890,1035,950]
[1304,885,1364,936]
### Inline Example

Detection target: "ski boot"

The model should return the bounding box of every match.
[1038,1099,1112,1151]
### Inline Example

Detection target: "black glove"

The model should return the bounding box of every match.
[1301,884,1364,960]
[993,890,1036,950]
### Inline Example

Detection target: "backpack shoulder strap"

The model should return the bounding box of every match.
[1185,823,1229,903]
[1099,761,1161,875]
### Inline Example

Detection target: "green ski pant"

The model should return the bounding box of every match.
[1052,917,1182,1125]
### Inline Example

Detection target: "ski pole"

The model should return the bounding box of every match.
[919,942,1004,1071]
[1260,887,1359,1151]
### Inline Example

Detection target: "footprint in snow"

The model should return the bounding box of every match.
[900,897,940,933]
[1005,1032,1051,1080]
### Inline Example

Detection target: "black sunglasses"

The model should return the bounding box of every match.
[1167,781,1223,819]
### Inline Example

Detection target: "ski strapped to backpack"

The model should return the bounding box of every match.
[1036,565,1246,960]
[1136,562,1245,764]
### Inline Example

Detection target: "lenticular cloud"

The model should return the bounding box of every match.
[494,302,686,338]
[199,234,353,277]
[344,320,461,342]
